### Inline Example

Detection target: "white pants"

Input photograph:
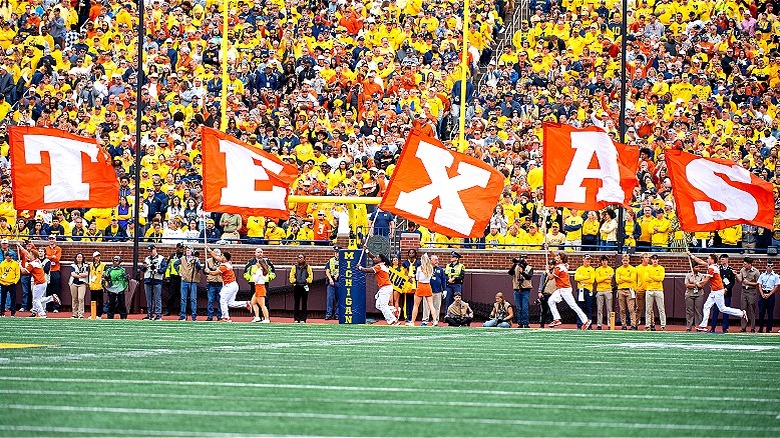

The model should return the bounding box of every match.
[422,293,442,323]
[699,290,742,327]
[219,282,246,319]
[549,287,589,324]
[32,283,50,316]
[375,285,396,324]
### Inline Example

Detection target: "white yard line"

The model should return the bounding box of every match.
[1,376,777,403]
[0,425,302,437]
[0,389,776,417]
[1,365,775,392]
[2,404,778,433]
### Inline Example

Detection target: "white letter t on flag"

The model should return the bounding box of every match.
[394,140,491,235]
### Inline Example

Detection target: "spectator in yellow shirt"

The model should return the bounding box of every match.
[264,221,286,245]
[563,209,584,251]
[581,211,601,251]
[718,225,742,253]
[645,254,667,331]
[485,225,505,249]
[650,209,670,251]
[615,254,638,330]
[594,255,616,329]
[574,254,597,329]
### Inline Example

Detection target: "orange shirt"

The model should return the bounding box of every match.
[26,260,46,285]
[708,265,724,291]
[219,264,236,284]
[553,264,572,289]
[45,245,62,272]
[372,263,391,288]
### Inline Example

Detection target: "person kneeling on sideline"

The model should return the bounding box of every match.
[445,292,473,326]
[483,292,514,328]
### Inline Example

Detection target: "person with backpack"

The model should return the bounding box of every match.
[103,256,129,319]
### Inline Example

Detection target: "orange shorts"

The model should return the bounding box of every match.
[415,282,432,297]
[254,284,267,298]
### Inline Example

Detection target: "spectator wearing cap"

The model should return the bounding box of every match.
[757,259,779,333]
[325,246,340,320]
[103,216,128,242]
[313,210,333,245]
[88,251,106,319]
[443,251,465,311]
[737,257,760,333]
[142,244,168,320]
[575,254,599,329]
[649,209,670,252]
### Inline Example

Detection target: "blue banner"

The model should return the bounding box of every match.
[338,250,366,324]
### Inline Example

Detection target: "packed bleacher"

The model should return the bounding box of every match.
[0,0,777,253]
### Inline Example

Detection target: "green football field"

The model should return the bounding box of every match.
[1,320,779,437]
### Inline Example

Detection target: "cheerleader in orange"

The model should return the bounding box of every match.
[250,257,271,323]
[547,251,591,329]
[408,254,438,326]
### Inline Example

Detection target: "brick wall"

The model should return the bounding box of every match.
[48,239,772,272]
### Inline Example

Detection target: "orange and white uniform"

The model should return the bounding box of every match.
[548,262,590,325]
[697,263,744,330]
[218,262,248,320]
[372,262,397,324]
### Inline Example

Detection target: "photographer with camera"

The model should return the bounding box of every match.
[510,255,533,328]
[483,292,514,328]
[142,244,168,320]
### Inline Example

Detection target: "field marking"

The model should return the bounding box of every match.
[0,343,57,349]
[1,389,777,418]
[0,332,484,364]
[599,342,780,352]
[0,425,301,437]
[2,365,776,393]
[1,376,778,403]
[3,404,779,432]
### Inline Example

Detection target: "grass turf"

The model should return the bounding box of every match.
[1,320,779,437]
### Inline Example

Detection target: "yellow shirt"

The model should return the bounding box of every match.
[615,264,637,290]
[594,266,614,292]
[564,215,583,241]
[635,263,651,291]
[650,217,670,246]
[645,264,665,291]
[574,265,596,290]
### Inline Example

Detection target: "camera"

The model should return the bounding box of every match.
[511,257,526,265]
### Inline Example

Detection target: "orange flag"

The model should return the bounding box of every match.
[201,127,297,219]
[9,126,118,210]
[379,129,505,238]
[666,149,774,231]
[543,123,638,209]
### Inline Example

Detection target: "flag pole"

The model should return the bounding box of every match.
[220,1,229,130]
[457,0,470,148]
[615,0,629,254]
[131,0,145,278]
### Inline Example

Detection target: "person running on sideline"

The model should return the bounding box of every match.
[687,252,748,332]
[205,244,250,322]
[547,251,591,329]
[358,251,400,325]
[17,243,58,318]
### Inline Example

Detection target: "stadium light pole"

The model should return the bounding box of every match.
[616,0,628,254]
[131,0,145,277]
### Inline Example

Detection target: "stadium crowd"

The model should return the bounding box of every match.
[0,0,776,254]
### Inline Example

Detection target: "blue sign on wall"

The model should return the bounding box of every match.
[338,250,366,324]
